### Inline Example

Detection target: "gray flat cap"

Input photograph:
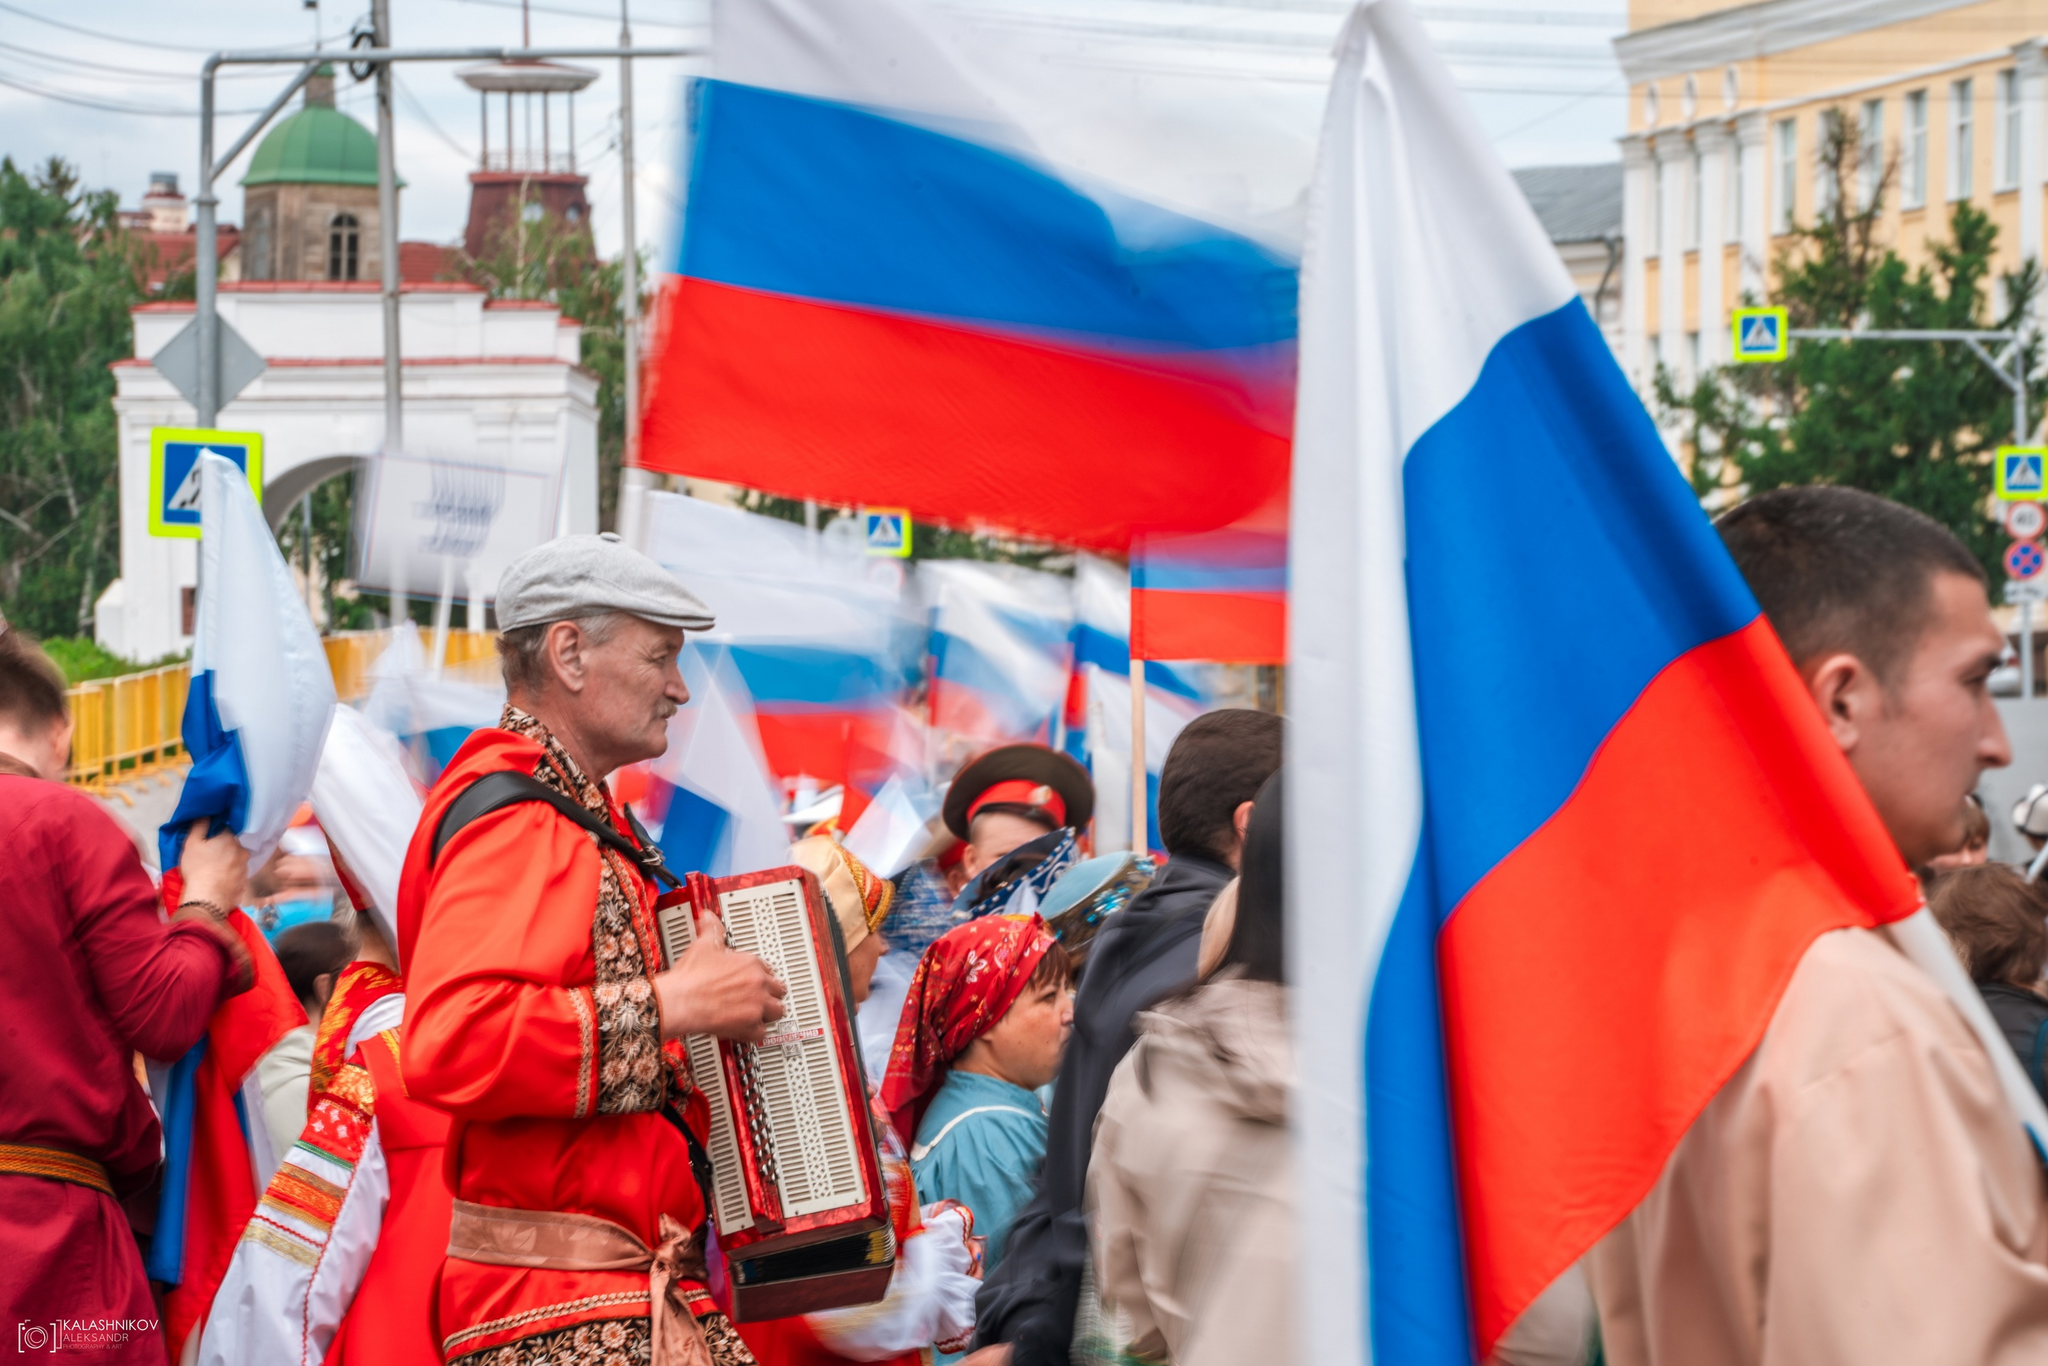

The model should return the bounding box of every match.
[496,532,716,632]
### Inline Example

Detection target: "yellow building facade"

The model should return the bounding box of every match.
[1615,0,2045,391]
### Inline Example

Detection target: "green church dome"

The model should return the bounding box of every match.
[242,104,383,188]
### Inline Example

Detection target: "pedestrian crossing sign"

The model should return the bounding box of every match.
[1730,307,1789,363]
[864,508,913,558]
[148,427,264,538]
[1998,446,2048,502]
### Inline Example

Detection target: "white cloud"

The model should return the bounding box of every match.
[0,0,1622,267]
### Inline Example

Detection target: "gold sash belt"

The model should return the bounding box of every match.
[0,1143,113,1197]
[447,1199,711,1366]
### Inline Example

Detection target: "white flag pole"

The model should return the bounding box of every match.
[1130,655,1146,853]
[1891,908,2048,1154]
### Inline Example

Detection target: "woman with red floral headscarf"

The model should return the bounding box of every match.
[737,838,984,1366]
[882,915,1072,1359]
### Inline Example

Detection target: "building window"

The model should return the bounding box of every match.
[1996,68,2020,191]
[1815,109,1843,219]
[328,213,360,281]
[1687,331,1700,376]
[1859,99,1885,210]
[1722,65,1739,112]
[1950,77,1974,201]
[1775,117,1797,233]
[1904,90,1927,208]
[1645,84,1660,127]
[1688,151,1703,250]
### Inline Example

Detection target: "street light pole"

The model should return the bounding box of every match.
[193,58,320,429]
[196,73,218,428]
[616,0,651,544]
[373,0,403,456]
[190,42,699,491]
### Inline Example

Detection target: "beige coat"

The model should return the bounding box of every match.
[1088,974,1294,1366]
[1587,926,2048,1366]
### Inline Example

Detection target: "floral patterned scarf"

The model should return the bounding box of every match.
[878,914,1056,1146]
[500,706,674,1115]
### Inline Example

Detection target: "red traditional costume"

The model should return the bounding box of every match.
[197,959,457,1366]
[0,760,249,1364]
[400,708,751,1366]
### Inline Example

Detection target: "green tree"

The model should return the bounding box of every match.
[0,158,142,638]
[1665,109,2044,581]
[460,198,633,533]
[275,469,378,630]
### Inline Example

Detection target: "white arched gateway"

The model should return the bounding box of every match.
[101,280,598,662]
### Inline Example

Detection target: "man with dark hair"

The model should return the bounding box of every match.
[1588,486,2048,1365]
[1716,485,2000,868]
[0,622,254,1365]
[969,707,1283,1366]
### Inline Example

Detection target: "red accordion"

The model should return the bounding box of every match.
[655,867,895,1321]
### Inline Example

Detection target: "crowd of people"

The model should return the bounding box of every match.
[11,483,2048,1364]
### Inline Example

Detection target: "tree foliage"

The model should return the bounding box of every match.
[1663,109,2044,581]
[0,158,141,638]
[275,469,377,630]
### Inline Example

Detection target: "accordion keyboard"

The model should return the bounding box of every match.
[720,879,867,1218]
[656,901,758,1235]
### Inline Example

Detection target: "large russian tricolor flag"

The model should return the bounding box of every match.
[639,489,925,818]
[1289,5,1931,1361]
[640,0,1299,552]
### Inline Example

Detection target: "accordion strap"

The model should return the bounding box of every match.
[432,769,679,889]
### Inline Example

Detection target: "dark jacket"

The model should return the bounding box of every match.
[972,851,1234,1363]
[1980,981,2048,1101]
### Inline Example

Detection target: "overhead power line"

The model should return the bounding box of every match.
[0,39,214,84]
[0,65,266,117]
[0,0,229,54]
[433,0,703,30]
[395,71,478,163]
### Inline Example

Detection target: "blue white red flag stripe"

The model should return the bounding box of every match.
[1130,524,1287,663]
[1287,5,1919,1363]
[640,0,1299,551]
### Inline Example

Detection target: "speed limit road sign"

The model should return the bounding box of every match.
[2008,501,2048,540]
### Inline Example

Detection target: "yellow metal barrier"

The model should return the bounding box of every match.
[64,663,190,792]
[324,628,500,701]
[65,629,501,790]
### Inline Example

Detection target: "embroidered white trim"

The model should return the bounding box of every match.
[345,993,406,1052]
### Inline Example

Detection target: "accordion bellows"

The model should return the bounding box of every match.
[656,867,895,1322]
